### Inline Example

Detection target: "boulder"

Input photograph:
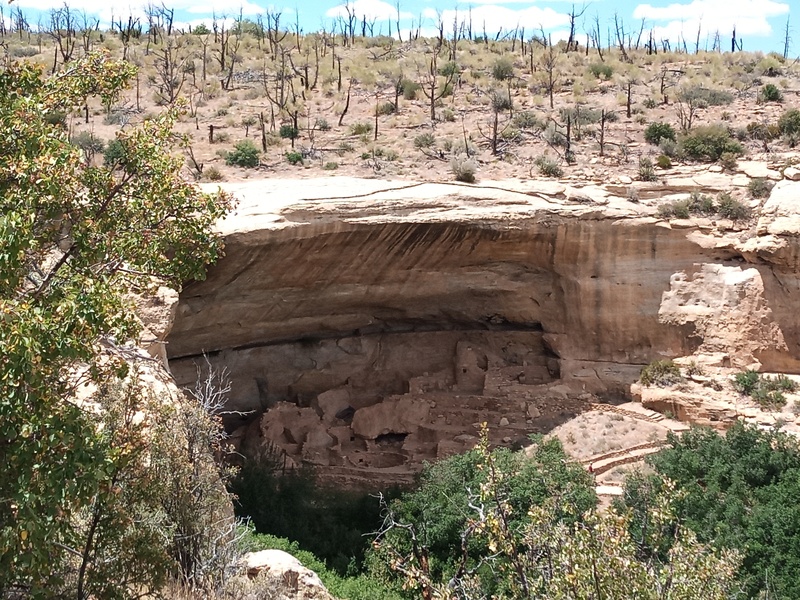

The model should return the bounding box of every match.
[243,549,334,600]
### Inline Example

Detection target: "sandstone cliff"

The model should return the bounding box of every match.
[167,172,800,486]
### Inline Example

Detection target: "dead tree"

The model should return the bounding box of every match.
[613,13,630,62]
[419,49,458,123]
[222,12,243,91]
[565,3,587,52]
[113,15,141,61]
[589,13,604,61]
[541,36,558,109]
[150,36,189,105]
[47,4,77,72]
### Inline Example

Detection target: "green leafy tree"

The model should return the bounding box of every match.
[627,423,800,598]
[0,51,232,595]
[374,429,739,599]
[369,432,596,595]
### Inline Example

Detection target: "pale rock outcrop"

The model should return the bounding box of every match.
[351,396,431,439]
[167,175,800,487]
[659,264,789,369]
[243,550,334,600]
[784,166,800,181]
[133,286,179,370]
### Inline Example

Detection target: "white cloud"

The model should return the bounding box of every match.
[436,5,570,34]
[14,0,266,19]
[634,0,789,38]
[326,0,412,22]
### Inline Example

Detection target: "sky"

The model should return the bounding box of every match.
[5,0,796,54]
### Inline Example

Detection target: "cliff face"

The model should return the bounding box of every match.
[167,176,800,487]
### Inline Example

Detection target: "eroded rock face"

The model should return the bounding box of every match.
[167,177,800,487]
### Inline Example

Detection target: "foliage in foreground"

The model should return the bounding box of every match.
[371,429,739,599]
[230,449,394,575]
[629,423,800,598]
[0,52,233,596]
[238,529,402,600]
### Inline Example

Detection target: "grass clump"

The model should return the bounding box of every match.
[491,57,515,81]
[377,101,396,116]
[589,62,614,80]
[203,166,223,181]
[640,360,682,387]
[734,370,796,410]
[716,192,751,221]
[450,154,477,183]
[413,132,436,149]
[638,157,657,181]
[349,121,373,136]
[400,79,420,100]
[535,155,563,178]
[513,111,540,130]
[279,124,299,140]
[644,122,676,145]
[225,139,260,168]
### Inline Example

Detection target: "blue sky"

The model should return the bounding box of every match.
[7,0,795,54]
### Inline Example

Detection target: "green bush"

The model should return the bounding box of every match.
[760,83,783,103]
[491,57,515,81]
[368,439,595,592]
[535,155,563,178]
[656,154,672,169]
[315,117,331,131]
[734,369,796,410]
[44,110,67,127]
[657,199,690,219]
[679,124,743,162]
[631,423,800,598]
[71,131,105,158]
[748,177,775,199]
[589,62,614,80]
[285,151,303,165]
[778,109,800,136]
[225,139,260,168]
[230,450,394,575]
[719,151,739,171]
[103,138,127,166]
[513,111,540,130]
[377,101,396,116]
[639,360,682,386]
[644,122,676,145]
[239,529,403,600]
[400,79,420,100]
[716,193,751,221]
[413,132,436,148]
[323,161,338,170]
[279,124,299,140]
